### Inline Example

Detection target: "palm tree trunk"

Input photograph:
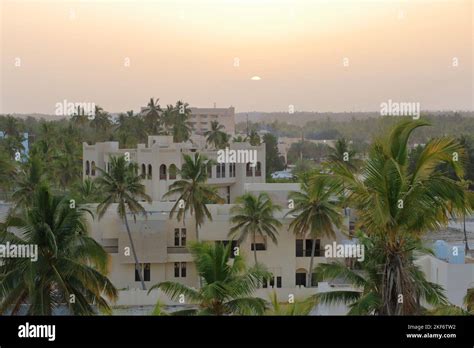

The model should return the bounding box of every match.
[195,217,199,241]
[124,212,146,290]
[308,238,316,287]
[463,211,469,253]
[253,232,258,265]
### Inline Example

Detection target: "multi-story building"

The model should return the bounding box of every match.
[82,135,351,298]
[189,106,235,135]
[83,135,264,204]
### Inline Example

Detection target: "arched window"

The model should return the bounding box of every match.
[160,164,167,180]
[141,164,146,178]
[91,161,96,176]
[85,161,90,176]
[255,162,262,177]
[246,163,253,177]
[148,164,153,179]
[169,164,177,180]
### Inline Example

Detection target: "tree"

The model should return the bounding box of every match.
[96,156,152,290]
[142,98,162,135]
[286,175,343,287]
[73,177,102,203]
[0,151,16,193]
[262,133,284,175]
[165,153,224,241]
[314,232,448,315]
[204,121,228,149]
[229,193,282,264]
[148,241,268,315]
[164,101,193,143]
[327,138,359,171]
[329,119,469,315]
[0,184,117,315]
[90,106,112,134]
[12,156,45,210]
[248,129,261,146]
[266,291,315,315]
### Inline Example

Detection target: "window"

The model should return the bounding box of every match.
[296,239,304,257]
[226,186,231,204]
[160,164,167,180]
[246,163,253,177]
[91,161,96,176]
[141,164,146,178]
[276,276,282,288]
[174,228,187,246]
[216,163,221,178]
[144,263,150,282]
[296,239,321,257]
[135,263,151,282]
[296,272,306,287]
[169,164,177,180]
[85,161,90,175]
[229,163,236,177]
[305,239,321,257]
[251,243,266,251]
[174,262,186,277]
[255,162,262,177]
[221,163,225,178]
[148,164,153,179]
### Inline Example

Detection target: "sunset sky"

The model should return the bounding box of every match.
[0,0,472,114]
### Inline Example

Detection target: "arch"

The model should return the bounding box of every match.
[141,164,146,178]
[85,160,90,176]
[160,164,167,180]
[148,164,153,179]
[246,163,253,177]
[255,161,262,177]
[91,161,96,176]
[169,164,177,180]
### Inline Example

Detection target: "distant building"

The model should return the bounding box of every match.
[189,106,235,135]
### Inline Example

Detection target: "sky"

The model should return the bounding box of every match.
[0,0,473,114]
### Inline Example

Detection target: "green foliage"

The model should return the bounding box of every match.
[0,184,117,315]
[148,241,269,315]
[262,133,284,175]
[229,193,282,264]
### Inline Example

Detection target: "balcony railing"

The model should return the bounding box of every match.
[167,246,189,254]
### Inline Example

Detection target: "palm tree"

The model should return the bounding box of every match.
[12,155,45,210]
[90,106,112,134]
[148,241,268,315]
[265,291,315,315]
[248,129,261,146]
[0,184,117,315]
[73,178,102,203]
[204,121,228,149]
[286,175,343,287]
[142,98,162,135]
[233,135,247,143]
[165,153,224,241]
[314,232,448,315]
[96,156,152,290]
[329,119,469,315]
[229,193,282,264]
[171,100,193,143]
[327,137,359,172]
[0,151,16,193]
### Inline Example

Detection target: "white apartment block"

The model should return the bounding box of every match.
[189,106,235,135]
